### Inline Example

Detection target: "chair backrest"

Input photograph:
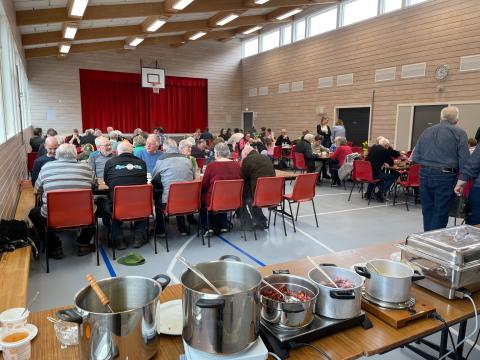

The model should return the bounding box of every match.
[47,189,94,229]
[27,152,37,172]
[253,176,285,208]
[406,164,420,187]
[231,151,238,161]
[196,157,206,171]
[294,152,307,170]
[353,160,375,182]
[351,146,363,154]
[165,181,201,215]
[273,146,282,160]
[208,179,244,212]
[290,173,318,202]
[113,184,153,221]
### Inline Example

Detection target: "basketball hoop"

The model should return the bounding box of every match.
[152,82,161,94]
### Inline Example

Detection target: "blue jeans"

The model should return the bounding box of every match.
[419,167,457,231]
[466,186,480,226]
[366,171,399,195]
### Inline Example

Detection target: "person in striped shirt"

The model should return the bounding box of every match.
[29,144,96,259]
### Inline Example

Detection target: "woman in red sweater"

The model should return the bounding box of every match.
[330,137,352,186]
[201,142,241,235]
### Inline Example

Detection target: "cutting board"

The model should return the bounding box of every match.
[361,299,435,328]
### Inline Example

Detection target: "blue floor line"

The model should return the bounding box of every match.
[216,235,266,267]
[100,245,117,277]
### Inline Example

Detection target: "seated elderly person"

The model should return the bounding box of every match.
[133,135,146,156]
[191,139,208,159]
[275,129,291,146]
[152,139,196,236]
[109,131,120,151]
[30,127,43,152]
[29,144,95,259]
[81,129,96,145]
[201,143,241,235]
[65,129,81,146]
[77,143,94,161]
[240,145,276,228]
[31,136,58,186]
[37,128,58,157]
[179,139,199,174]
[365,137,399,202]
[329,137,352,186]
[295,133,317,173]
[100,141,148,249]
[89,136,114,178]
[137,134,162,173]
[312,135,330,179]
[205,137,225,165]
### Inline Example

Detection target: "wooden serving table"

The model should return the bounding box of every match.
[6,243,480,360]
[0,247,31,313]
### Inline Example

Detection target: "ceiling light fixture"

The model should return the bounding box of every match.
[172,0,194,10]
[145,18,167,32]
[62,23,78,40]
[254,0,270,4]
[189,31,206,40]
[242,25,262,35]
[276,8,302,20]
[128,37,144,47]
[215,13,239,26]
[68,0,89,18]
[59,43,71,54]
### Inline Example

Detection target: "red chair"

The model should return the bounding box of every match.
[393,164,420,211]
[294,152,308,173]
[196,158,206,172]
[46,189,98,273]
[273,146,282,162]
[160,181,202,252]
[287,145,296,168]
[205,179,244,247]
[347,141,353,147]
[27,152,37,178]
[252,177,286,239]
[347,160,381,205]
[112,184,153,259]
[283,173,319,232]
[231,151,239,161]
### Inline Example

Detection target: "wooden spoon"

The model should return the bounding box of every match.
[307,256,339,288]
[86,274,114,313]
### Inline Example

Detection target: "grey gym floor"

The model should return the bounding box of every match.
[27,181,479,359]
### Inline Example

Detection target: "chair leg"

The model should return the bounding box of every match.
[311,199,319,227]
[268,209,272,228]
[95,222,100,266]
[288,201,296,233]
[348,181,356,201]
[274,203,278,225]
[111,225,116,261]
[367,184,375,206]
[165,216,169,252]
[45,228,50,274]
[393,184,398,207]
[281,202,287,237]
[295,203,300,221]
[206,212,211,248]
[405,187,410,211]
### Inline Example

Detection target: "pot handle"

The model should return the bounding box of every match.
[195,298,226,309]
[354,266,371,279]
[56,308,83,324]
[153,274,171,290]
[330,290,355,300]
[219,255,241,262]
[411,270,425,282]
[319,263,337,267]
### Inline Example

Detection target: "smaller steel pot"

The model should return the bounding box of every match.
[355,259,424,303]
[260,274,318,329]
[308,265,364,319]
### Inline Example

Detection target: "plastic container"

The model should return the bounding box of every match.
[53,321,78,348]
[0,328,32,360]
[0,308,29,332]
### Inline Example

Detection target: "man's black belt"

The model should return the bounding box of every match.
[421,164,458,173]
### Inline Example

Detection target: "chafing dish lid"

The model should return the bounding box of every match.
[405,225,480,266]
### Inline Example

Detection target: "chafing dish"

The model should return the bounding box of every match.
[400,225,480,299]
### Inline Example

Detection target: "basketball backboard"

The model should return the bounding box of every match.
[141,67,165,89]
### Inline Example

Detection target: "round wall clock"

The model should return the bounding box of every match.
[434,64,449,81]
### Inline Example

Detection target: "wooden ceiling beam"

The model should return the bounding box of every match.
[22,15,290,46]
[17,0,328,26]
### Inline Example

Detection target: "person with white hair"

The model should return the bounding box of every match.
[365,137,399,202]
[101,141,148,249]
[151,138,196,238]
[89,136,114,178]
[294,133,317,173]
[81,128,96,145]
[109,131,120,151]
[137,134,162,173]
[329,137,353,186]
[29,144,96,259]
[412,106,470,231]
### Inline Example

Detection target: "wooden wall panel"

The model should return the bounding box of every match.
[241,0,480,142]
[0,130,31,220]
[27,40,242,134]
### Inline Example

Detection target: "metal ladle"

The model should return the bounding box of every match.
[261,280,300,303]
[21,291,40,317]
[176,256,222,295]
[360,256,382,275]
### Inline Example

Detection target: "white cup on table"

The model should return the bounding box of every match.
[0,308,29,333]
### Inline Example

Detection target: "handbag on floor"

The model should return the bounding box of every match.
[449,195,469,219]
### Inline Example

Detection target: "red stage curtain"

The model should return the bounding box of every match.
[79,69,208,133]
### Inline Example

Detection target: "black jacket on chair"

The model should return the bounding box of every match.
[295,139,316,172]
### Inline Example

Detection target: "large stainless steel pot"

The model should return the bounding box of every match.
[308,265,363,319]
[181,255,262,355]
[56,274,170,360]
[355,259,424,303]
[260,274,318,329]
